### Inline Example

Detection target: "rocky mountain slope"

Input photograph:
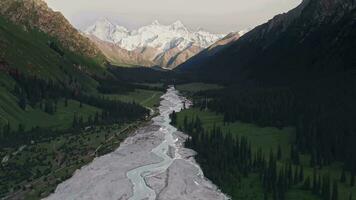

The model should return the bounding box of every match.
[177,31,246,71]
[177,0,356,84]
[85,19,226,69]
[0,0,104,61]
[0,0,108,90]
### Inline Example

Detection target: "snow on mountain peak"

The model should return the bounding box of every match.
[99,17,113,25]
[169,20,188,33]
[85,18,116,42]
[152,20,161,25]
[172,20,184,27]
[85,19,226,53]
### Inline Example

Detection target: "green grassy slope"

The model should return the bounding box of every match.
[103,89,163,108]
[176,108,294,154]
[0,16,108,128]
[0,16,104,92]
[0,85,100,130]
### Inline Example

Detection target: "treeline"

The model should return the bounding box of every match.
[0,71,149,147]
[195,73,356,179]
[97,78,165,95]
[108,65,188,85]
[177,116,346,200]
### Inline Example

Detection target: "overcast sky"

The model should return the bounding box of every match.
[45,0,302,33]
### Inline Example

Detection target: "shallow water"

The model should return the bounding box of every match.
[127,87,187,200]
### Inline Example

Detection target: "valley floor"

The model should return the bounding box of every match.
[0,121,147,199]
[43,87,227,200]
[0,86,163,199]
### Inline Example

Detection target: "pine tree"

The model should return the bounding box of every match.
[87,116,93,125]
[264,192,269,200]
[303,176,311,190]
[294,166,299,184]
[170,111,177,125]
[18,92,27,110]
[290,146,300,165]
[313,169,317,193]
[311,152,316,167]
[72,114,78,128]
[351,171,355,187]
[317,175,322,195]
[299,165,304,182]
[287,163,293,186]
[321,174,330,200]
[277,145,282,160]
[331,180,338,200]
[44,99,54,114]
[340,168,346,183]
[54,100,57,112]
[78,116,84,127]
[183,115,188,131]
[94,111,99,124]
[17,124,25,133]
[3,122,11,136]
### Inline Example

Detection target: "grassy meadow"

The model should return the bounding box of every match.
[175,108,356,200]
[103,89,163,109]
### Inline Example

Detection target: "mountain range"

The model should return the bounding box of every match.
[84,18,232,69]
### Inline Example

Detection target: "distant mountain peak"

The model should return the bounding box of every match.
[98,17,113,24]
[85,19,225,51]
[152,20,161,25]
[169,20,188,32]
[84,19,228,69]
[171,20,185,28]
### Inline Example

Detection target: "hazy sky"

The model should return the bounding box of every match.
[45,0,302,33]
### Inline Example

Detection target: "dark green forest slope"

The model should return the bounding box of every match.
[176,0,356,172]
[178,0,356,84]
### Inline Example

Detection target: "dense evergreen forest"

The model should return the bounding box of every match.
[183,72,356,198]
[0,70,149,148]
[97,78,164,94]
[108,66,188,84]
[172,115,350,200]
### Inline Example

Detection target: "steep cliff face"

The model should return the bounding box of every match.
[0,0,104,61]
[177,0,356,84]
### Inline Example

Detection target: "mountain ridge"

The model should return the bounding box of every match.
[177,0,356,84]
[0,0,110,91]
[84,18,227,69]
[0,0,105,62]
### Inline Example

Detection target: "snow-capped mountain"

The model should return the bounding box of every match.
[84,18,227,69]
